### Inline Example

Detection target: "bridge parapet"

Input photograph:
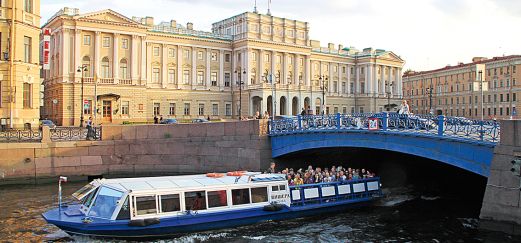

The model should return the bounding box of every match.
[269,113,500,144]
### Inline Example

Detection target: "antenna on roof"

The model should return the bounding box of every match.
[253,0,258,13]
[267,0,272,16]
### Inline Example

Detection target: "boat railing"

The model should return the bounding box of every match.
[288,177,382,206]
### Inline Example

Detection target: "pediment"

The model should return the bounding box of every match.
[76,9,140,26]
[378,51,404,63]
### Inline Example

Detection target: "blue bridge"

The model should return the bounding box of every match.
[268,113,500,177]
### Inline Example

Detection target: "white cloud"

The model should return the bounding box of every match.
[41,0,521,71]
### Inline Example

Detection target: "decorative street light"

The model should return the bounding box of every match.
[77,65,88,127]
[234,69,246,120]
[478,70,484,120]
[318,75,328,115]
[263,71,276,117]
[426,86,433,114]
[385,81,394,111]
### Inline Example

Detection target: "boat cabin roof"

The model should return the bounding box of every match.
[91,172,286,193]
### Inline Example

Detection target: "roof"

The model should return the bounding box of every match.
[97,172,285,193]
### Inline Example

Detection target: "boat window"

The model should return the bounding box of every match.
[81,187,99,208]
[88,186,124,219]
[232,188,251,205]
[279,184,286,191]
[72,183,97,200]
[272,185,279,192]
[207,190,228,208]
[185,191,207,211]
[135,196,157,215]
[251,187,268,203]
[116,196,130,220]
[160,194,180,213]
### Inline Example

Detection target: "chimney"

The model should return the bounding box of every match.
[145,16,154,26]
[472,57,487,63]
[187,22,193,30]
[338,44,343,50]
[170,20,177,28]
[328,43,334,50]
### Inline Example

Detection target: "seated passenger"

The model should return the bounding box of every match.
[191,192,203,211]
[338,171,347,182]
[294,174,304,186]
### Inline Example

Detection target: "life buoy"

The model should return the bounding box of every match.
[226,171,246,176]
[206,173,225,178]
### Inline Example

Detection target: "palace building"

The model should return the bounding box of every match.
[42,7,405,126]
[0,0,41,130]
[403,55,520,119]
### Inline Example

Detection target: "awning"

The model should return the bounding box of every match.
[97,93,121,100]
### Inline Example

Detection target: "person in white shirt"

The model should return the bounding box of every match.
[398,100,410,115]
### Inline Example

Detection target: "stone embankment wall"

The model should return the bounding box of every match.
[480,119,521,234]
[0,120,271,185]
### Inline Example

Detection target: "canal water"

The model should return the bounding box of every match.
[1,181,520,242]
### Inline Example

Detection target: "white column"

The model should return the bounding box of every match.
[206,48,211,88]
[177,46,183,85]
[374,65,379,95]
[162,44,167,88]
[381,65,385,95]
[131,35,139,83]
[244,49,250,86]
[368,64,373,95]
[258,49,264,84]
[271,51,276,82]
[61,29,70,81]
[192,47,197,86]
[388,66,393,95]
[338,65,343,95]
[329,63,333,95]
[113,33,119,83]
[140,36,147,84]
[397,67,402,97]
[94,31,101,78]
[145,43,152,86]
[74,29,81,81]
[305,55,311,87]
[347,65,351,95]
[219,50,224,88]
[355,65,360,93]
[294,54,299,85]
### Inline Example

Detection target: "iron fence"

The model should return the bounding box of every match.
[0,129,42,143]
[50,127,101,141]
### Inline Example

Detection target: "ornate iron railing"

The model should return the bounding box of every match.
[0,129,42,143]
[269,113,500,144]
[50,127,101,141]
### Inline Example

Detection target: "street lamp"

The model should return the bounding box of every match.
[263,72,276,117]
[77,65,88,127]
[426,86,433,114]
[478,70,484,120]
[385,81,394,111]
[234,69,246,120]
[318,75,328,115]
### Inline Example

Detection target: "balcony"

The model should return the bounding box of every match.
[119,79,132,85]
[99,78,114,84]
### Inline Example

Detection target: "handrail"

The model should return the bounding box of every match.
[269,113,500,143]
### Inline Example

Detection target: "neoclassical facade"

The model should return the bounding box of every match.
[403,56,520,119]
[0,0,41,129]
[42,8,405,126]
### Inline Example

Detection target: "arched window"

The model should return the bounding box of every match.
[251,68,256,84]
[101,57,111,78]
[82,56,92,77]
[119,59,128,79]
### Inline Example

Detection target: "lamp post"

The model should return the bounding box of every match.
[77,65,88,127]
[318,75,328,115]
[479,70,484,120]
[234,69,246,120]
[426,86,433,114]
[385,81,393,111]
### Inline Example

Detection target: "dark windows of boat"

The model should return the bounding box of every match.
[116,196,130,220]
[279,184,286,191]
[160,194,180,213]
[81,187,99,208]
[185,191,207,211]
[72,183,97,200]
[88,186,124,219]
[232,188,251,205]
[251,187,268,203]
[207,190,228,208]
[135,196,157,215]
[272,185,279,192]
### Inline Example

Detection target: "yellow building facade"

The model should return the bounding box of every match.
[0,0,41,129]
[42,8,405,126]
[403,56,520,119]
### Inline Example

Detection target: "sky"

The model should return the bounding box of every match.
[41,0,521,71]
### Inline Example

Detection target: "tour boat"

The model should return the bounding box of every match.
[42,172,382,239]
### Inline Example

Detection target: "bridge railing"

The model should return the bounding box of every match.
[269,113,500,143]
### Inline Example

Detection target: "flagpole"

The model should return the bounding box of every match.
[267,0,271,15]
[94,74,98,126]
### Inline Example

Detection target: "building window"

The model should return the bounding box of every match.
[119,59,128,79]
[121,101,129,115]
[122,39,128,49]
[252,52,257,62]
[168,69,175,84]
[153,103,160,116]
[183,70,190,84]
[153,47,160,56]
[83,100,92,115]
[212,104,218,116]
[184,103,190,115]
[24,36,31,63]
[211,52,217,61]
[184,49,190,59]
[211,72,217,86]
[342,82,346,93]
[224,73,231,87]
[101,57,111,78]
[197,51,203,60]
[168,48,175,58]
[197,71,204,85]
[152,68,160,83]
[83,35,91,45]
[198,104,204,115]
[265,54,270,62]
[102,37,110,47]
[350,82,354,94]
[82,56,93,77]
[24,0,33,13]
[225,53,231,62]
[22,83,31,108]
[333,81,338,93]
[225,104,231,116]
[169,103,175,115]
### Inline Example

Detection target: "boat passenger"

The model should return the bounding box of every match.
[191,192,203,211]
[265,162,276,174]
[294,174,304,186]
